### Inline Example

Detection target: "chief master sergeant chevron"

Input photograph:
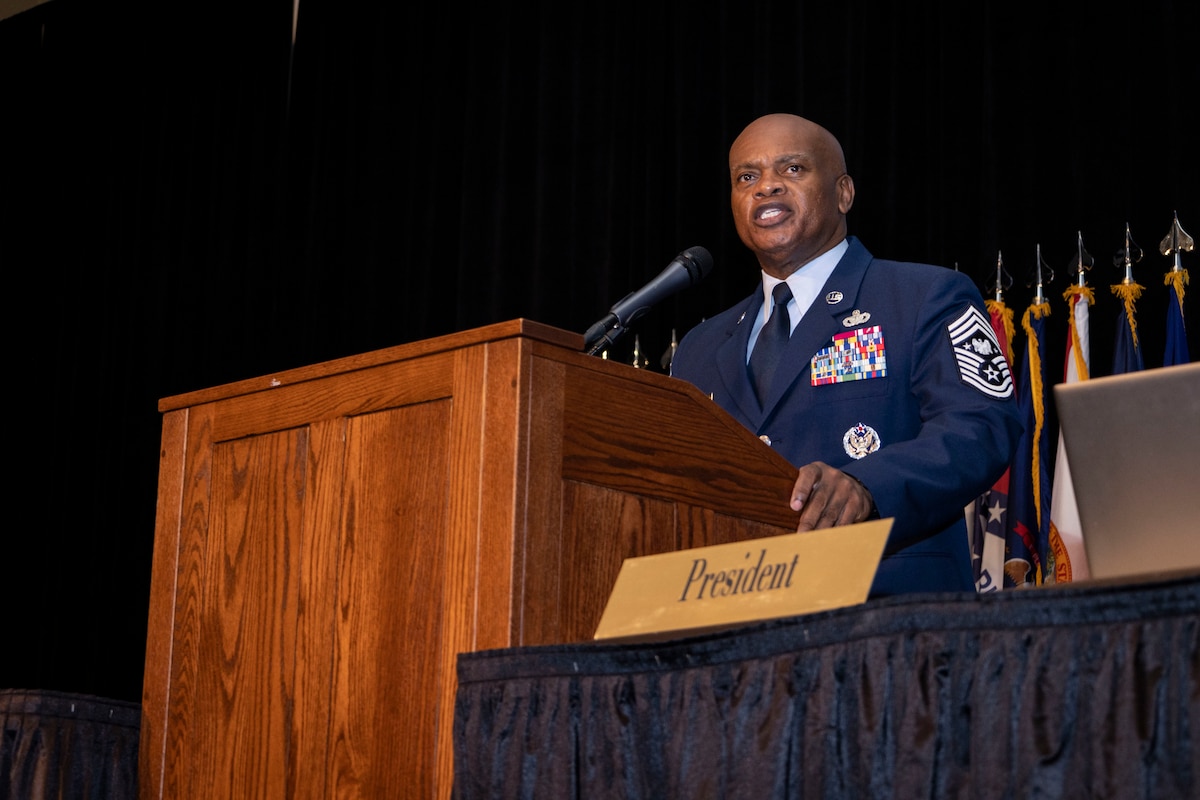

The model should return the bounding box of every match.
[670,113,1022,597]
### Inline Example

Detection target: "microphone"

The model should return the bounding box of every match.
[584,246,714,356]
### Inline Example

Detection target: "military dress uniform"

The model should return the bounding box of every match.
[670,237,1023,597]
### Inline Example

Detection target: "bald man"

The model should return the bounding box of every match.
[671,113,1022,597]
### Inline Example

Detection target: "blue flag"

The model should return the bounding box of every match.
[1004,301,1052,587]
[1111,283,1145,374]
[1164,273,1189,365]
[1111,224,1146,374]
[1160,214,1192,366]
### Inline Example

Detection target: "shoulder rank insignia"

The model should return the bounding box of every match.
[947,306,1013,399]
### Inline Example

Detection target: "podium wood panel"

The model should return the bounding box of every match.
[140,319,801,800]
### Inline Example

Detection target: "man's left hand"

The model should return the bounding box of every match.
[789,461,876,531]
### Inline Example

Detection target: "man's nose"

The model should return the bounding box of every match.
[755,179,784,197]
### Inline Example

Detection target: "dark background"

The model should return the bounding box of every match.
[2,0,1196,703]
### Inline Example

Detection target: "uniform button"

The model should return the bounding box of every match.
[758,435,772,446]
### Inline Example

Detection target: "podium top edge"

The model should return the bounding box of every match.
[158,318,585,412]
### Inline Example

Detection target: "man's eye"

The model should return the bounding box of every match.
[786,164,802,174]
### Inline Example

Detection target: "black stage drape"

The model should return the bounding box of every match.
[0,689,140,800]
[1,0,1197,704]
[454,574,1200,799]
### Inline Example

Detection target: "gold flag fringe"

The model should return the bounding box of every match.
[1164,269,1189,316]
[985,299,1016,363]
[1062,284,1094,382]
[1021,301,1052,583]
[1110,282,1145,346]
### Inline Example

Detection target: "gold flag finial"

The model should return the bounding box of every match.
[1029,244,1054,305]
[1159,212,1194,273]
[1067,231,1093,287]
[631,335,649,369]
[990,250,1012,303]
[1113,222,1143,285]
[659,328,679,371]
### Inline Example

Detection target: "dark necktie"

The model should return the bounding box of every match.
[749,282,793,404]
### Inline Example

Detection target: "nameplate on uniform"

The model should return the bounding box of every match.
[593,518,892,642]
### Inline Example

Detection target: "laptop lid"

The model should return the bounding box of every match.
[1053,362,1200,581]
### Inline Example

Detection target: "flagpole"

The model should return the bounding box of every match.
[1160,212,1193,366]
[971,251,1013,592]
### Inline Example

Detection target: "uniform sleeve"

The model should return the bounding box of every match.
[843,270,1023,551]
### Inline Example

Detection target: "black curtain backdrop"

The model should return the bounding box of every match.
[2,0,1196,703]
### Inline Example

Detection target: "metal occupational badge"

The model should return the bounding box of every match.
[947,306,1013,398]
[843,423,880,459]
[842,309,871,327]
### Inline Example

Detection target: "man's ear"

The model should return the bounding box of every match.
[837,174,855,214]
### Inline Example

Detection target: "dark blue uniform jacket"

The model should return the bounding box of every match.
[671,237,1023,596]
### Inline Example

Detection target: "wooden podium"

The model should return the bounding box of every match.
[140,319,802,800]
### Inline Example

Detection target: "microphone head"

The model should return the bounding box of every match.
[588,245,716,351]
[677,246,714,284]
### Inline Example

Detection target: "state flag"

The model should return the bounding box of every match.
[1004,300,1053,587]
[1049,283,1093,582]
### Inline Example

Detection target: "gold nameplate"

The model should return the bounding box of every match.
[594,518,892,642]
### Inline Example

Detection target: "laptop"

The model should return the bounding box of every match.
[1053,361,1200,582]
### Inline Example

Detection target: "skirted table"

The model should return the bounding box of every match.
[0,689,140,800]
[453,572,1199,799]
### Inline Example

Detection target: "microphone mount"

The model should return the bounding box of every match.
[584,313,627,357]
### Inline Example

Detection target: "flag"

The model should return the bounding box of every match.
[1111,223,1145,374]
[1164,271,1190,365]
[1111,282,1145,374]
[1004,299,1053,587]
[1048,282,1093,582]
[969,296,1015,592]
[1160,213,1192,366]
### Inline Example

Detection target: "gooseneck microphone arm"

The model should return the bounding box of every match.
[583,246,714,356]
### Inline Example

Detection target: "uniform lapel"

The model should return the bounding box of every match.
[758,239,874,415]
[715,294,763,422]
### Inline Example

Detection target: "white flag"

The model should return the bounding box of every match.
[1050,285,1092,581]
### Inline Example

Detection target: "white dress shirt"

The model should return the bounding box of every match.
[747,238,849,360]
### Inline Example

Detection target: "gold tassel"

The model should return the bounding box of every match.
[1021,301,1052,583]
[1164,269,1189,315]
[1110,282,1145,347]
[1061,285,1094,382]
